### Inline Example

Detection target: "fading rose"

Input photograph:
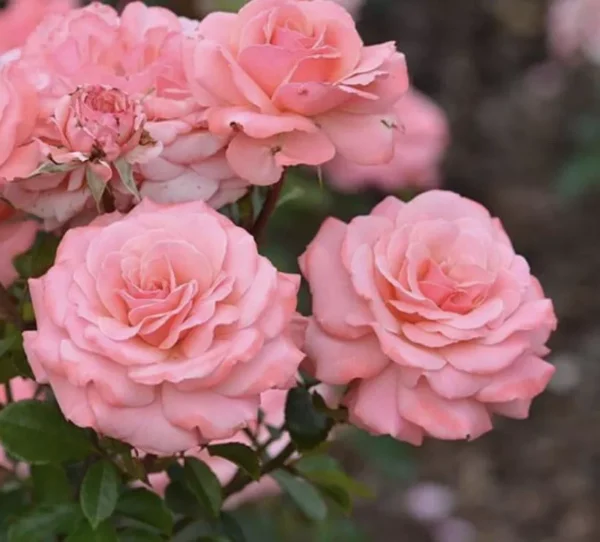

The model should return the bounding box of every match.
[324,89,449,193]
[0,0,75,55]
[301,191,557,444]
[23,199,303,455]
[548,0,600,64]
[0,201,37,287]
[184,0,408,185]
[0,62,40,181]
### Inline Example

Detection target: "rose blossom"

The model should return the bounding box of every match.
[548,0,600,64]
[301,190,557,444]
[184,0,409,185]
[0,0,75,56]
[0,201,37,287]
[23,199,303,455]
[324,89,449,193]
[1,2,247,228]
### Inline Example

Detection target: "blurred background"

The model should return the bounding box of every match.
[7,0,600,540]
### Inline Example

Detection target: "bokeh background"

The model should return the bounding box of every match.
[6,0,600,540]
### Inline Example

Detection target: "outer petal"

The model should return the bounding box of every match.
[305,318,390,385]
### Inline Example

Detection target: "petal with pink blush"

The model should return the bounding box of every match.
[488,398,532,420]
[300,217,372,338]
[226,133,283,185]
[441,334,529,374]
[305,319,389,385]
[88,389,198,456]
[346,366,424,445]
[215,334,303,396]
[424,365,490,400]
[372,324,446,370]
[476,355,555,404]
[276,129,336,167]
[196,11,237,46]
[317,111,396,165]
[371,196,404,221]
[162,385,260,441]
[396,381,493,441]
[47,373,97,429]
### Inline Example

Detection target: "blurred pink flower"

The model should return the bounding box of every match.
[0,201,37,287]
[548,0,600,64]
[0,0,75,55]
[185,0,409,185]
[324,89,449,193]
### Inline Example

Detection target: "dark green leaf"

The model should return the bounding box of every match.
[80,460,120,528]
[316,484,352,515]
[219,512,246,542]
[65,520,118,542]
[31,464,72,504]
[8,503,80,542]
[164,481,198,518]
[207,443,260,480]
[183,458,223,519]
[116,488,172,535]
[272,470,327,521]
[284,388,333,451]
[13,232,60,279]
[0,400,93,463]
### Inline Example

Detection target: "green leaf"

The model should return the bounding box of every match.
[117,528,164,542]
[86,168,108,208]
[80,460,120,529]
[183,457,223,519]
[284,388,333,451]
[31,464,72,504]
[65,520,118,542]
[116,488,172,535]
[164,481,198,518]
[0,400,93,463]
[13,232,60,279]
[272,470,327,521]
[114,160,141,203]
[8,503,80,542]
[207,443,260,480]
[219,512,246,542]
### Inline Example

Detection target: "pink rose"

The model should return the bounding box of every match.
[0,378,37,476]
[23,199,304,455]
[184,0,409,185]
[2,2,246,228]
[324,89,449,193]
[0,61,40,181]
[300,191,557,444]
[0,201,37,287]
[0,0,75,55]
[548,0,600,64]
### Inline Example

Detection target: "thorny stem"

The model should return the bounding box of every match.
[250,176,285,245]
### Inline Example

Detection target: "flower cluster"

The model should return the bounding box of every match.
[0,0,555,483]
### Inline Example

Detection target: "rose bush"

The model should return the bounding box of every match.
[23,198,303,454]
[184,0,409,185]
[324,89,449,193]
[301,190,557,443]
